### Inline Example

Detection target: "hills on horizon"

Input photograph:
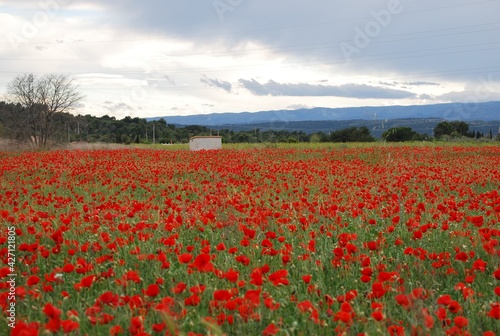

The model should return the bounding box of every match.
[151,101,500,126]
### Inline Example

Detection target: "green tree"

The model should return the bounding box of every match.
[434,121,470,139]
[434,121,453,138]
[382,127,419,142]
[330,126,375,142]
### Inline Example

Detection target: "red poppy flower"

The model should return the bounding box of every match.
[371,282,387,298]
[395,294,412,309]
[97,291,120,307]
[123,270,141,283]
[245,288,261,306]
[453,316,468,329]
[435,307,448,322]
[334,311,352,324]
[421,308,434,329]
[281,255,291,265]
[372,310,384,321]
[172,282,187,294]
[494,267,500,280]
[262,323,279,336]
[189,253,214,272]
[437,294,452,306]
[152,323,166,332]
[261,238,273,248]
[43,302,62,319]
[61,320,79,333]
[448,300,462,314]
[225,269,239,282]
[129,316,144,335]
[190,284,206,294]
[268,270,289,286]
[214,289,232,301]
[63,263,75,273]
[264,297,280,310]
[455,251,468,262]
[297,300,314,313]
[387,325,405,336]
[11,321,39,336]
[487,303,500,319]
[362,267,373,276]
[340,301,353,313]
[110,325,123,336]
[411,287,428,300]
[77,274,97,290]
[302,274,312,284]
[185,293,201,306]
[27,275,40,286]
[361,275,372,283]
[250,268,264,286]
[178,253,193,263]
[45,317,61,332]
[144,284,160,297]
[472,259,487,272]
[235,255,250,266]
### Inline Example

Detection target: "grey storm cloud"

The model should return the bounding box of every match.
[238,79,416,99]
[2,0,500,116]
[200,75,232,93]
[71,0,499,80]
[403,81,440,86]
[5,1,500,84]
[105,102,133,113]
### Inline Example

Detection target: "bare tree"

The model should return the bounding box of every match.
[7,73,84,148]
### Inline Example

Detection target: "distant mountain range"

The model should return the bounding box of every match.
[151,101,500,126]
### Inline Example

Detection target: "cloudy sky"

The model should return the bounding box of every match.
[1,0,500,119]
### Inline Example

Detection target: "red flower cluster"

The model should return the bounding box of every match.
[1,146,499,335]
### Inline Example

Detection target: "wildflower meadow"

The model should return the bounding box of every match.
[1,145,499,335]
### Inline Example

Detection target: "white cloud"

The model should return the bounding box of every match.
[1,0,499,118]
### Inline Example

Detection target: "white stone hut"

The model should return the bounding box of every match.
[189,136,222,151]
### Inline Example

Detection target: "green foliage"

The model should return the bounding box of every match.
[382,127,426,142]
[309,133,322,143]
[329,126,375,142]
[0,105,382,145]
[434,121,470,138]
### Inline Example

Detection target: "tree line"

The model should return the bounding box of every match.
[2,102,496,147]
[0,73,498,149]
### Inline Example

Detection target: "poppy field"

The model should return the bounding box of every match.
[1,145,500,335]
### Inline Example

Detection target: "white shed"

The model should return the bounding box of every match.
[189,136,222,151]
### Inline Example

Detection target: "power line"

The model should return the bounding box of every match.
[1,21,499,63]
[0,0,496,47]
[0,35,498,78]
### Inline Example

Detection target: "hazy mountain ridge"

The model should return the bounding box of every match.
[152,101,500,126]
